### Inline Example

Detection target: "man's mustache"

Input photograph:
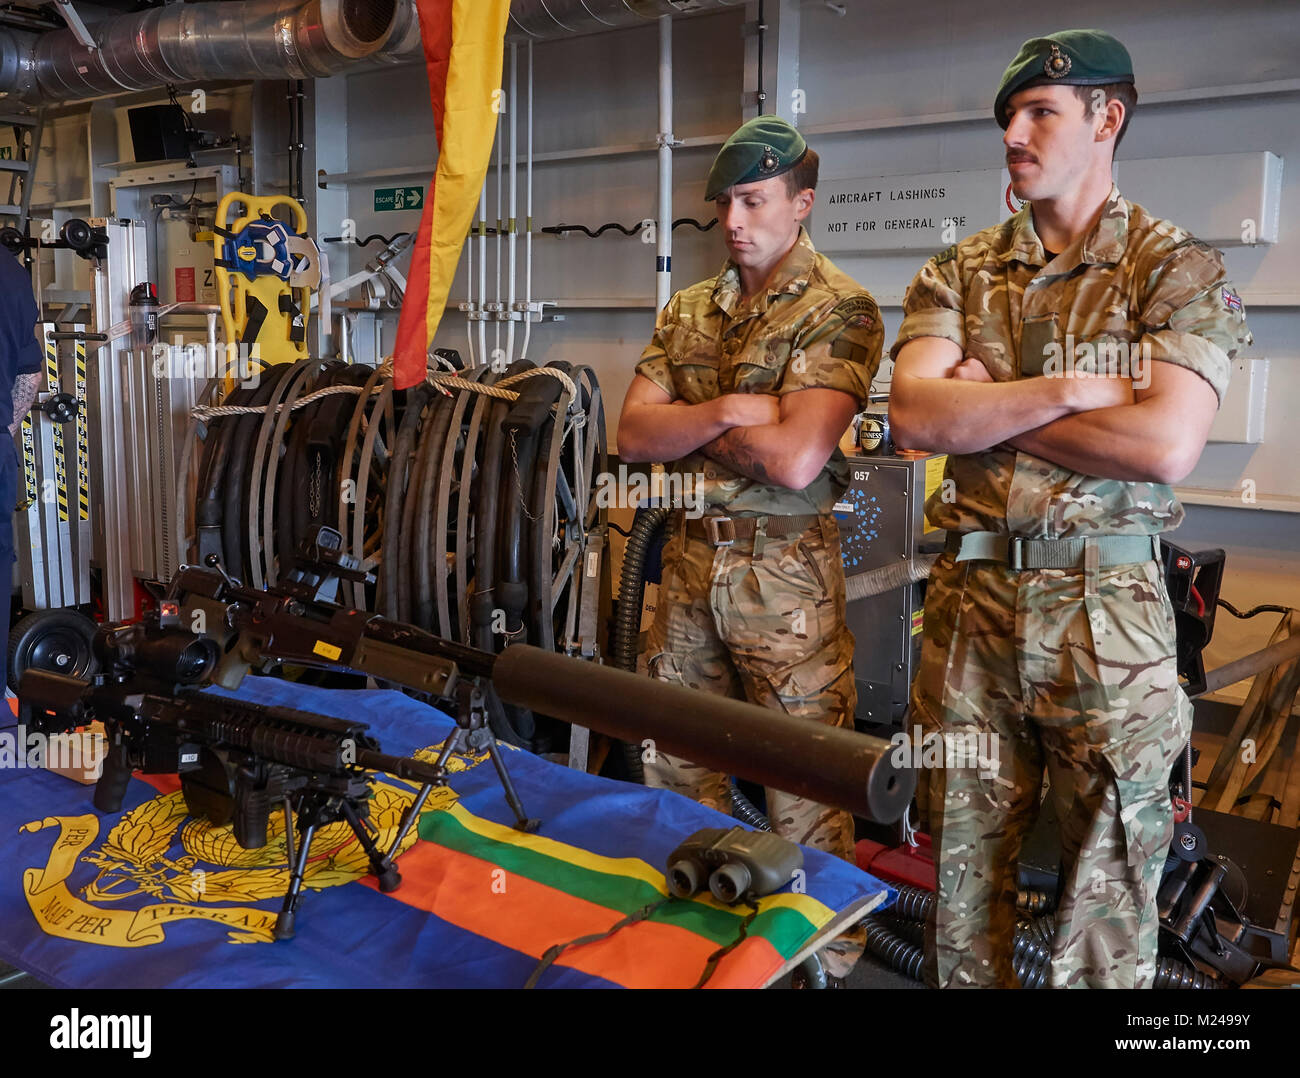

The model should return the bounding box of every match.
[1005,152,1037,165]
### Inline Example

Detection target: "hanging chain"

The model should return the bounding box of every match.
[309,453,322,518]
[510,431,540,523]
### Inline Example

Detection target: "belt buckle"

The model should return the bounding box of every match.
[703,515,735,548]
[1007,536,1026,571]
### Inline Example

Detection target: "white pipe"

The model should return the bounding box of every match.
[465,226,475,368]
[477,182,487,370]
[507,41,518,365]
[656,14,673,311]
[494,99,503,362]
[522,38,534,360]
[205,311,218,378]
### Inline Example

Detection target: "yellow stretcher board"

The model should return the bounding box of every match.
[212,192,314,371]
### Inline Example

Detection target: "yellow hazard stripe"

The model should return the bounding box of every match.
[20,413,36,506]
[44,331,69,523]
[75,339,89,520]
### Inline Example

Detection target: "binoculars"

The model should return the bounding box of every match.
[665,826,803,905]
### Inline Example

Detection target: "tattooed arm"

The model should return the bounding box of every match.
[9,372,39,436]
[699,387,859,489]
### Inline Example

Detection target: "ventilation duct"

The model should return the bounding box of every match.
[505,0,744,41]
[0,0,744,102]
[3,0,401,101]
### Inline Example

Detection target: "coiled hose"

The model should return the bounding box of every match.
[874,884,1219,988]
[609,505,672,782]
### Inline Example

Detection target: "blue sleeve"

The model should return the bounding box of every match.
[9,281,41,376]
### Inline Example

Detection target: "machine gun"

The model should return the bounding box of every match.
[152,527,913,825]
[20,528,913,941]
[22,647,478,941]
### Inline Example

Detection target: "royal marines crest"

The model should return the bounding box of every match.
[1044,43,1072,78]
[758,146,780,174]
[19,737,489,947]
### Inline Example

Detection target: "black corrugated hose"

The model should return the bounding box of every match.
[870,884,1220,988]
[609,505,672,782]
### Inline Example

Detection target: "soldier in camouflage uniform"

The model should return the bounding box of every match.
[889,30,1252,988]
[618,116,883,980]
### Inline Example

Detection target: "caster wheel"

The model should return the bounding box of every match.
[8,609,98,692]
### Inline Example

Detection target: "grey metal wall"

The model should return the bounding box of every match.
[28,0,1300,697]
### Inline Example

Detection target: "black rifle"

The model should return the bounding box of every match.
[21,649,481,941]
[161,527,913,824]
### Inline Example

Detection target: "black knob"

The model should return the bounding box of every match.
[40,392,79,424]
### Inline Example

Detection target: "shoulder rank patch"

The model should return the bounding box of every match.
[1221,286,1243,313]
[832,295,877,322]
[934,244,957,265]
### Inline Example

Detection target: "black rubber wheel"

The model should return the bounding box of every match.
[8,609,98,692]
[60,218,93,252]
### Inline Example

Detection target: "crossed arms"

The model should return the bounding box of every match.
[617,376,858,490]
[887,337,1219,484]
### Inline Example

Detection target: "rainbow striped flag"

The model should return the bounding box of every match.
[0,678,891,988]
[393,0,512,389]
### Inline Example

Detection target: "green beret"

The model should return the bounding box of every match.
[994,29,1134,129]
[704,116,807,201]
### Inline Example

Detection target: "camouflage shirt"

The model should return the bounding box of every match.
[635,227,883,515]
[891,185,1251,539]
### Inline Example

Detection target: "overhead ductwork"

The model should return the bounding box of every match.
[0,0,743,103]
[363,0,746,66]
[2,0,402,101]
[504,0,744,41]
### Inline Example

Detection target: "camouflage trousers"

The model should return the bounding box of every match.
[644,513,864,978]
[913,550,1191,988]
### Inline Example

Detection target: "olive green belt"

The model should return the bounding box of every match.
[945,531,1160,571]
[684,513,822,548]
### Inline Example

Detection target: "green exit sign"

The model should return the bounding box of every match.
[374,186,424,212]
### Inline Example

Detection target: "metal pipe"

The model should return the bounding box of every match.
[505,0,743,41]
[507,41,518,365]
[477,183,487,371]
[465,212,476,368]
[5,0,402,102]
[656,13,673,311]
[1193,631,1300,699]
[521,38,534,359]
[205,311,218,379]
[494,101,503,362]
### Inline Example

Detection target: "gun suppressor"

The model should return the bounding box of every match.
[493,646,914,824]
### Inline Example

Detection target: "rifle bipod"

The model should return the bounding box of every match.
[274,783,398,940]
[272,681,539,941]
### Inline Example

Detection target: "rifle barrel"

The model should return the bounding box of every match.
[355,748,447,788]
[493,645,914,824]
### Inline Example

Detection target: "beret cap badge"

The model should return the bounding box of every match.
[1044,43,1072,78]
[759,146,780,174]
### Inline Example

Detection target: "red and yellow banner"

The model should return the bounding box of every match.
[393,0,513,389]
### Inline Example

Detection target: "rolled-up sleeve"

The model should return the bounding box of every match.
[890,255,965,360]
[782,292,882,407]
[634,298,678,398]
[1138,241,1250,406]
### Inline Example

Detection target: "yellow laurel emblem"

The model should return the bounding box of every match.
[20,735,485,947]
